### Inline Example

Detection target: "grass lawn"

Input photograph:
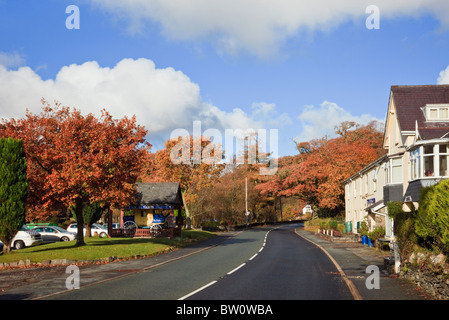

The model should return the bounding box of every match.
[0,230,215,265]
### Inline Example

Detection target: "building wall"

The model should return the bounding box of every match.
[133,209,154,227]
[344,158,387,233]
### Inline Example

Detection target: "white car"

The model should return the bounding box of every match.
[32,226,76,243]
[4,225,44,249]
[67,223,108,237]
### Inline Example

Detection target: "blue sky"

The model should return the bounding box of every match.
[1,0,449,158]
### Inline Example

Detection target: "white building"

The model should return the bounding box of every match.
[344,85,449,238]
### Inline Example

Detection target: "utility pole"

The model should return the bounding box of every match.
[245,177,248,214]
[245,177,250,226]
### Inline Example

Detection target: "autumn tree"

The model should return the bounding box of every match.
[0,138,29,253]
[71,201,109,237]
[141,135,224,228]
[0,100,151,245]
[258,121,384,216]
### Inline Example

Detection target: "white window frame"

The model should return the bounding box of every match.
[425,104,449,121]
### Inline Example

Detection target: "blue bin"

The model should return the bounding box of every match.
[361,235,368,245]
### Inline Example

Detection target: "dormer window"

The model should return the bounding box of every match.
[425,104,449,121]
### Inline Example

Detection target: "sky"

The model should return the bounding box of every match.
[1,0,449,159]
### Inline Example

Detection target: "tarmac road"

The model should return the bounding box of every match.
[42,223,353,300]
[0,222,428,301]
[186,223,353,300]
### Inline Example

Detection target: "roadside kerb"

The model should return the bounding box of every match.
[295,228,429,300]
[294,228,362,300]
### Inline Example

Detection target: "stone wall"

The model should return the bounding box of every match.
[399,252,449,300]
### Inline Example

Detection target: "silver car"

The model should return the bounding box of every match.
[32,226,76,243]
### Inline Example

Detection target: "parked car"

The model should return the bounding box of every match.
[1,225,44,250]
[102,223,120,229]
[66,223,108,237]
[27,223,58,229]
[32,226,76,243]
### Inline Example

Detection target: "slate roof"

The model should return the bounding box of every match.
[391,85,449,139]
[133,182,183,207]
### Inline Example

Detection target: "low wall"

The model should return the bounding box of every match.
[400,252,449,300]
[315,229,361,243]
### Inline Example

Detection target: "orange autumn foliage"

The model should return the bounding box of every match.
[0,99,151,244]
[257,121,385,214]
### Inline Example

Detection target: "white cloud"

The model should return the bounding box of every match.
[0,51,25,69]
[437,65,449,84]
[91,0,449,57]
[0,58,286,149]
[294,101,382,143]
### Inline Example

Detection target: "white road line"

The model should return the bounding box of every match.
[178,227,275,300]
[249,253,258,260]
[178,281,218,300]
[227,263,246,275]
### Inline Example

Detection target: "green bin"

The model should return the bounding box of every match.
[345,221,352,233]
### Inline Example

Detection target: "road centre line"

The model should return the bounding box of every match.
[178,281,218,300]
[227,263,246,275]
[177,227,277,300]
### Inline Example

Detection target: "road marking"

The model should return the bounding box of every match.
[178,227,277,300]
[227,263,246,275]
[294,229,363,300]
[249,253,258,260]
[178,281,218,300]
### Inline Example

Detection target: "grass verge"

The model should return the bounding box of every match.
[0,230,215,265]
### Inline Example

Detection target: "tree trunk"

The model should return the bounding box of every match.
[85,224,92,238]
[74,199,85,246]
[181,190,191,229]
[3,242,12,253]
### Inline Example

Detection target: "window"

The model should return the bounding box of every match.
[429,108,438,119]
[364,174,368,194]
[424,145,435,177]
[391,158,402,183]
[410,144,449,179]
[439,144,449,177]
[425,104,449,121]
[353,180,356,198]
[384,162,390,184]
[411,148,421,180]
[373,167,377,192]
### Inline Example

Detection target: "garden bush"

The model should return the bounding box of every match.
[415,180,449,255]
[388,201,417,258]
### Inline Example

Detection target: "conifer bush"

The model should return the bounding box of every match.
[415,180,449,254]
[0,138,29,253]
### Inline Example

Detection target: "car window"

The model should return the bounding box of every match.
[35,227,44,232]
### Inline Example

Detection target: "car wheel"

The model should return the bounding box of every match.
[61,236,70,241]
[14,240,25,250]
[99,232,107,238]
